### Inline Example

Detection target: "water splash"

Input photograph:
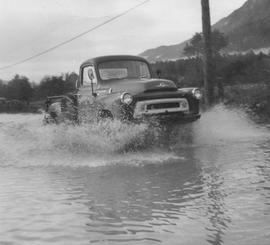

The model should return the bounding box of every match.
[0,114,178,168]
[0,106,269,168]
[193,104,269,145]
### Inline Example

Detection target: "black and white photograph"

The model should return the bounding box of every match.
[0,0,270,244]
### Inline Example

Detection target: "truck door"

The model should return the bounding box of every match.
[78,65,100,122]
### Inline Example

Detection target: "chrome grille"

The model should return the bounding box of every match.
[134,98,189,118]
[146,102,179,110]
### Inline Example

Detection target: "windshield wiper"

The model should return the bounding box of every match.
[103,77,127,81]
[140,75,149,78]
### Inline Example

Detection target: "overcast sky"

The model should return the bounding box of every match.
[0,0,247,82]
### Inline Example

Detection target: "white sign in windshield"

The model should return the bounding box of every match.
[99,68,128,80]
[98,60,151,80]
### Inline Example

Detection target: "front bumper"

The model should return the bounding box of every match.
[133,112,201,124]
[133,98,190,119]
[129,97,200,124]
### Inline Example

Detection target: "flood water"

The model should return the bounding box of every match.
[0,106,270,245]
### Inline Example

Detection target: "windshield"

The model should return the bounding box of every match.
[98,60,151,81]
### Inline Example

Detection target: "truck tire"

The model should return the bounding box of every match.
[97,110,113,121]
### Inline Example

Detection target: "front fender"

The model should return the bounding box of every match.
[97,92,134,120]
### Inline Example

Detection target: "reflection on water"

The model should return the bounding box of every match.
[0,106,270,245]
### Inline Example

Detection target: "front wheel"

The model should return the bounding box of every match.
[97,110,114,121]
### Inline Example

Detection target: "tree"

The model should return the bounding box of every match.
[37,76,65,98]
[64,72,79,92]
[183,28,228,105]
[183,33,205,84]
[0,79,6,98]
[211,30,228,56]
[6,75,33,103]
[183,33,204,58]
[183,30,228,58]
[36,73,78,99]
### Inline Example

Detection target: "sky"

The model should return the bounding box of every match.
[0,0,247,83]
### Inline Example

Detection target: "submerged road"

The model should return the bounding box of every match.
[0,106,270,245]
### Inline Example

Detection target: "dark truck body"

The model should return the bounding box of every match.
[44,55,201,124]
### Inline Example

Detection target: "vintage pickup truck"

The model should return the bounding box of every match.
[44,55,202,124]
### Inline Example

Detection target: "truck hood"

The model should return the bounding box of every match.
[99,78,177,94]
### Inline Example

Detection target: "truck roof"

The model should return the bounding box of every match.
[80,55,149,68]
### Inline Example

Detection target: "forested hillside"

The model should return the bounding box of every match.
[140,0,270,62]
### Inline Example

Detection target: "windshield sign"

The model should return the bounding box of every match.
[98,60,150,81]
[99,68,128,80]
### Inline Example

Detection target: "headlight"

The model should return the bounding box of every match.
[192,89,202,100]
[120,92,133,105]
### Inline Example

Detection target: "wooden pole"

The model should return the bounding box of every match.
[201,0,214,106]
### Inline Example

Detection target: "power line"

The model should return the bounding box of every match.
[0,0,150,70]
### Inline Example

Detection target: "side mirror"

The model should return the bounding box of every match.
[87,69,96,97]
[75,79,79,90]
[156,69,162,78]
[88,69,95,80]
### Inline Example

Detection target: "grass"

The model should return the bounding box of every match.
[223,83,270,120]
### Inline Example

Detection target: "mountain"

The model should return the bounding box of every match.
[140,0,270,62]
[138,42,188,62]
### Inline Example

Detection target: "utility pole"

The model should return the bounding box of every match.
[201,0,214,106]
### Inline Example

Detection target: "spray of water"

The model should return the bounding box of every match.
[0,105,268,168]
[0,114,179,167]
[193,104,269,145]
